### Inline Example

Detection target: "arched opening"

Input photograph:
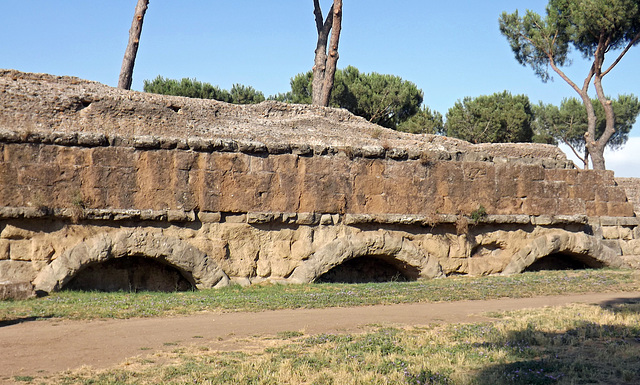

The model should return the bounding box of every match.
[34,230,230,295]
[316,255,419,283]
[63,255,194,292]
[524,252,605,272]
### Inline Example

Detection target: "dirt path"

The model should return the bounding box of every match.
[2,291,639,380]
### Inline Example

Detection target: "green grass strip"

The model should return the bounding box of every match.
[1,269,638,321]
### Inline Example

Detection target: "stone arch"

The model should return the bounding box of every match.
[289,232,444,283]
[33,229,229,294]
[502,231,628,275]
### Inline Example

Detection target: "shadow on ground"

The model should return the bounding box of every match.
[472,313,640,384]
[0,316,52,328]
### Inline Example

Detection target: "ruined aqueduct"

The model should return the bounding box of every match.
[1,70,639,299]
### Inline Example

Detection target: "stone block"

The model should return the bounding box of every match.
[140,209,167,221]
[320,214,333,225]
[9,239,32,261]
[198,211,222,223]
[522,198,557,216]
[556,198,586,215]
[616,217,639,226]
[133,135,160,149]
[1,224,34,240]
[224,213,247,223]
[361,145,385,158]
[607,202,635,217]
[167,210,196,222]
[247,212,279,224]
[90,147,136,168]
[531,215,553,226]
[602,226,620,239]
[386,148,408,160]
[266,142,291,154]
[291,144,313,156]
[0,240,9,260]
[296,212,318,225]
[0,280,35,300]
[619,227,634,241]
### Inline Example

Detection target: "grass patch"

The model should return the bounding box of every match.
[35,301,640,384]
[1,269,638,322]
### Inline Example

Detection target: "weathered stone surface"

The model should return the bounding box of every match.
[0,70,639,294]
[502,231,626,275]
[0,260,37,283]
[289,232,444,283]
[32,230,229,294]
[198,211,222,223]
[0,280,34,300]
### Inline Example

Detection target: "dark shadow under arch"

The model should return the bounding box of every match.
[289,233,444,284]
[524,252,606,272]
[502,232,626,275]
[317,255,420,283]
[33,229,229,295]
[64,255,194,292]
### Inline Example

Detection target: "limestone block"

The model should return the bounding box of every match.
[225,213,247,223]
[167,210,195,222]
[601,227,620,239]
[320,214,333,225]
[619,227,633,241]
[256,258,271,277]
[468,256,508,276]
[247,212,278,224]
[0,260,37,282]
[296,213,318,225]
[617,217,639,226]
[31,242,55,270]
[607,202,636,217]
[198,211,222,223]
[9,239,32,261]
[447,234,470,259]
[420,235,450,260]
[1,224,35,240]
[290,227,314,261]
[282,213,297,224]
[602,240,622,256]
[0,280,35,300]
[361,145,385,158]
[620,239,640,256]
[0,240,8,260]
[439,258,468,275]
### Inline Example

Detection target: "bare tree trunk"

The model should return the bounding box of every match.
[311,0,342,106]
[118,0,149,90]
[320,0,342,107]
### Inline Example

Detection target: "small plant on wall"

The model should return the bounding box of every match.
[470,205,487,223]
[69,191,86,223]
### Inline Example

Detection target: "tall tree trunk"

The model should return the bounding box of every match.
[311,0,342,106]
[118,0,149,90]
[320,0,342,107]
[589,75,616,171]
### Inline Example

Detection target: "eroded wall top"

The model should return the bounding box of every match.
[0,70,635,219]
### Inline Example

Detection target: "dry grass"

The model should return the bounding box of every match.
[31,300,640,384]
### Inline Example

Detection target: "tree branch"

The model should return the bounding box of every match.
[602,31,640,77]
[562,137,587,167]
[313,0,323,33]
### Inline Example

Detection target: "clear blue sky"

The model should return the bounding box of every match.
[2,1,639,175]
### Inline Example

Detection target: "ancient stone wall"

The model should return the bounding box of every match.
[1,70,639,298]
[0,132,634,218]
[616,178,640,216]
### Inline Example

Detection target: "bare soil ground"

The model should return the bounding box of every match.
[2,291,640,381]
